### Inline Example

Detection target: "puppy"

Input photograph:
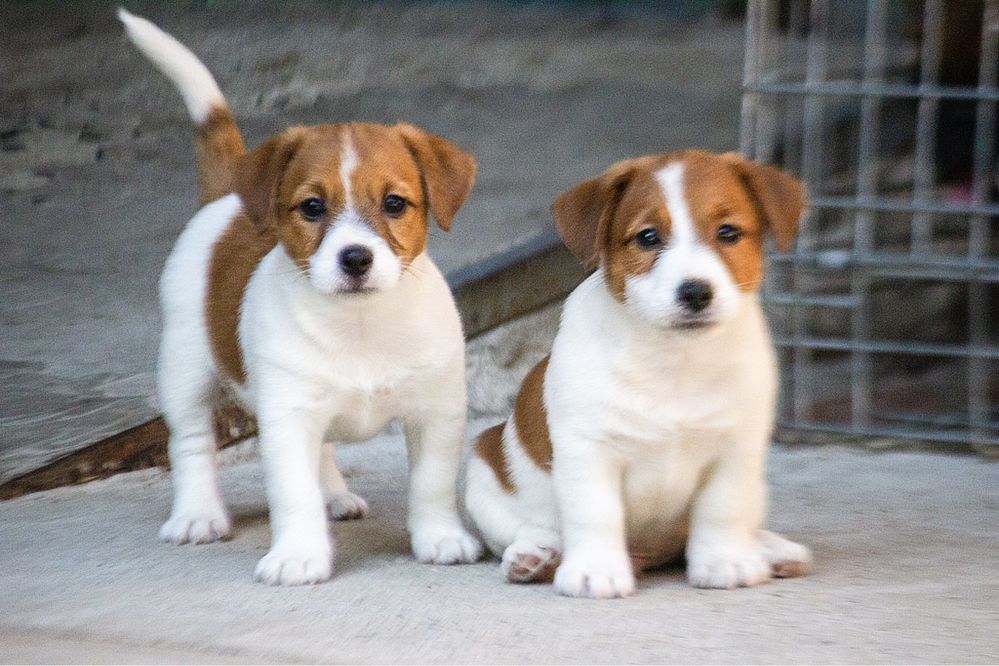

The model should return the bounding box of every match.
[464,150,812,598]
[119,9,482,585]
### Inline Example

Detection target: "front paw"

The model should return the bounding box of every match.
[159,502,231,545]
[326,491,369,521]
[553,550,635,599]
[502,535,562,583]
[411,524,483,564]
[687,543,770,589]
[253,537,333,586]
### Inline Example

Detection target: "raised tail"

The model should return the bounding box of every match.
[118,7,245,204]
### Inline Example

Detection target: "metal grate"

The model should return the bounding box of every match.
[741,0,999,452]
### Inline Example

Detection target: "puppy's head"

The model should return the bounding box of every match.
[235,122,476,295]
[553,150,804,330]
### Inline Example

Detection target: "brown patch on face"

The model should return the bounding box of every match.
[395,123,477,232]
[475,423,514,494]
[682,152,768,292]
[233,122,475,273]
[556,151,805,299]
[721,152,805,254]
[206,212,277,384]
[203,120,478,377]
[256,126,349,270]
[513,356,553,472]
[233,127,308,234]
[344,123,431,267]
[552,157,655,271]
[600,167,673,301]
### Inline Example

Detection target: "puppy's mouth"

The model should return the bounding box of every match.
[336,280,377,296]
[669,316,717,331]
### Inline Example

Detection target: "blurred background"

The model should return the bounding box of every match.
[1,0,996,490]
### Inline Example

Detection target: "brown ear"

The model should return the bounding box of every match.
[552,162,637,270]
[397,124,477,231]
[723,152,806,253]
[234,127,306,232]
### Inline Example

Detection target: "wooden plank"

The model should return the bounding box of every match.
[0,406,255,501]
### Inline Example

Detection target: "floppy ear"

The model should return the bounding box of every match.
[723,152,806,253]
[396,123,477,231]
[234,127,306,232]
[552,162,637,270]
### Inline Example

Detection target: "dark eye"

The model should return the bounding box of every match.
[382,194,408,217]
[717,223,743,244]
[298,197,327,221]
[635,228,662,249]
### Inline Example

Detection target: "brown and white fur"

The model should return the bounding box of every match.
[119,9,482,585]
[464,151,812,598]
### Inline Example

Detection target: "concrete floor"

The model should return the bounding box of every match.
[2,306,999,663]
[0,2,743,482]
[2,431,997,663]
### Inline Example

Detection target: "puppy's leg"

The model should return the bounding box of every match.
[157,330,231,545]
[686,439,771,590]
[320,442,369,521]
[757,529,812,578]
[253,400,333,586]
[463,451,522,558]
[551,439,635,599]
[464,454,560,582]
[404,411,482,565]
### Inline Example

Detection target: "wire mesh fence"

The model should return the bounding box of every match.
[741,0,999,452]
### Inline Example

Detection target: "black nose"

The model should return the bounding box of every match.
[339,245,373,278]
[677,279,713,313]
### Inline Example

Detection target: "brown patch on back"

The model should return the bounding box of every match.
[195,106,246,205]
[513,356,553,472]
[475,423,514,493]
[206,212,277,384]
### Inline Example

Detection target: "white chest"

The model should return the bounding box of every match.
[235,249,464,441]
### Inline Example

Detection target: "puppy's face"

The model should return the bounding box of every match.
[553,151,805,330]
[236,122,476,295]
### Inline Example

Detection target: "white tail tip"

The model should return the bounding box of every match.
[118,6,226,124]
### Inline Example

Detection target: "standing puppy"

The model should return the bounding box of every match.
[119,9,481,585]
[465,151,811,598]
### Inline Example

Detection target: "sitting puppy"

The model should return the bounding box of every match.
[464,151,811,598]
[119,9,481,585]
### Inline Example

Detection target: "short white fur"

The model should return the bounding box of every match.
[137,13,482,586]
[117,7,225,124]
[464,158,811,598]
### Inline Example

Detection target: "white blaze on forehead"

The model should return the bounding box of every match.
[656,162,697,247]
[624,160,742,329]
[339,130,359,210]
